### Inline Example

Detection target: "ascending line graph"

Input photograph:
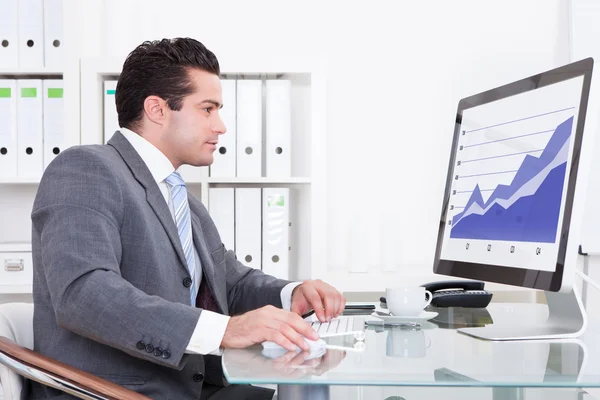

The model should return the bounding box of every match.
[449,107,575,244]
[463,106,575,133]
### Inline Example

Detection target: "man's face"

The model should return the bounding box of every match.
[162,68,226,168]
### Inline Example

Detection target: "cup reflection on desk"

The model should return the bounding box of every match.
[386,328,431,358]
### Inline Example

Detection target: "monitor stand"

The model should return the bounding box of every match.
[457,284,587,341]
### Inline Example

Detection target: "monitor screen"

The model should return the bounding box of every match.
[434,58,594,292]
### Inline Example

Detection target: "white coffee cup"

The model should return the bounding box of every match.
[386,286,432,317]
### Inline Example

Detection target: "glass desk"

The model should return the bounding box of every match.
[222,303,600,400]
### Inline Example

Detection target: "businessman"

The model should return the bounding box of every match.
[29,37,345,400]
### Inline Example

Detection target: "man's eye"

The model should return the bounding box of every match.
[203,108,212,113]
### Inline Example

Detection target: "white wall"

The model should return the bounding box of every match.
[322,0,572,290]
[570,0,600,349]
[68,0,575,292]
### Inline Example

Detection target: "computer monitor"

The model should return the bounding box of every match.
[433,58,595,340]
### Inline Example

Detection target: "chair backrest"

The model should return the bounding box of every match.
[0,303,151,400]
[0,302,34,400]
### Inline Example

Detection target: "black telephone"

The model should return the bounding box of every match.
[421,280,493,308]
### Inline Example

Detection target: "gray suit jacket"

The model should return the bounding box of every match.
[28,132,290,399]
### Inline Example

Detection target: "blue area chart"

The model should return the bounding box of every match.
[450,117,573,243]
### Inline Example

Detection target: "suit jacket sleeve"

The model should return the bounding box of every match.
[31,148,201,370]
[224,249,292,315]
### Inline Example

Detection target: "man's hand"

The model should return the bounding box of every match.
[221,305,319,352]
[290,280,346,322]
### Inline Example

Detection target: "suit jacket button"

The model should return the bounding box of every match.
[161,350,171,359]
[145,344,154,353]
[153,347,163,357]
[183,277,192,288]
[193,373,204,382]
[136,341,146,350]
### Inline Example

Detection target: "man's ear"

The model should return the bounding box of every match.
[143,96,167,126]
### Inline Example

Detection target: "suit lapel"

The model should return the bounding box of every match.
[107,132,189,274]
[190,208,228,314]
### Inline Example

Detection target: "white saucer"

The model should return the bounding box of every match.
[371,310,439,323]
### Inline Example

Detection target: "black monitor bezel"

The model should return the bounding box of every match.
[433,58,594,292]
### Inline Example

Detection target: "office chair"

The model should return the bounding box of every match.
[0,303,150,400]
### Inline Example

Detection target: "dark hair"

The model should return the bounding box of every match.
[115,38,220,130]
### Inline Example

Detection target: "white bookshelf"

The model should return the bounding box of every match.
[0,0,78,287]
[0,68,67,295]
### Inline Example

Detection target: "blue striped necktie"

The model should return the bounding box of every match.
[165,171,197,305]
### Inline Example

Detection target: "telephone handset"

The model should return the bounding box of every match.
[421,280,493,308]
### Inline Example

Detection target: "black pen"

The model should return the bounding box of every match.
[301,309,315,319]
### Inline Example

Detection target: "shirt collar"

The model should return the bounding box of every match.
[119,127,175,185]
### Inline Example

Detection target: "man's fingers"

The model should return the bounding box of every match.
[303,287,326,322]
[292,281,347,322]
[322,292,336,321]
[279,321,311,351]
[331,292,341,319]
[336,294,346,317]
[318,285,341,320]
[268,330,297,352]
[285,312,320,341]
[315,284,347,319]
[274,309,319,342]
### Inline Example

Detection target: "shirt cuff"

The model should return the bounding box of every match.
[280,282,302,311]
[185,310,231,355]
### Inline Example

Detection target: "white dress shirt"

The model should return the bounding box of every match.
[120,128,301,355]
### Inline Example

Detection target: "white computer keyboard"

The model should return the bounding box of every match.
[306,316,366,340]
